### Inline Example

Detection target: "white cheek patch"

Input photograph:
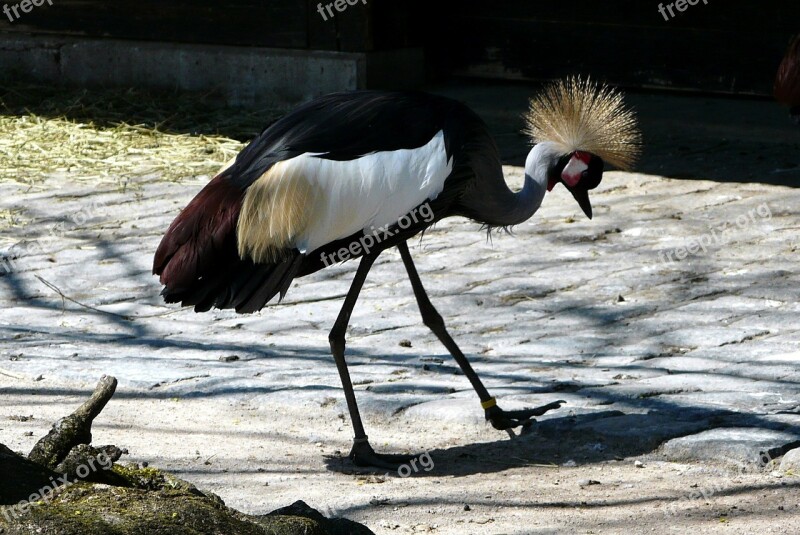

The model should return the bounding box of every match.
[562,157,588,188]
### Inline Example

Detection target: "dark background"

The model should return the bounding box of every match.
[4,0,797,96]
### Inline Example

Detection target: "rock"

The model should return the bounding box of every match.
[0,459,374,535]
[53,444,124,483]
[634,460,645,468]
[660,428,800,467]
[265,500,374,535]
[0,483,373,535]
[108,463,223,500]
[0,444,63,505]
[1,376,375,535]
[779,448,800,472]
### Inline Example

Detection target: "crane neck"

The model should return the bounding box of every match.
[485,143,557,227]
[455,141,561,227]
[494,172,546,226]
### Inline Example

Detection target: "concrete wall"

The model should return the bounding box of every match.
[0,33,424,105]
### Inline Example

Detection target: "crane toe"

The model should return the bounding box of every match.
[485,400,566,432]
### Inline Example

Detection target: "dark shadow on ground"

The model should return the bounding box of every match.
[322,403,800,477]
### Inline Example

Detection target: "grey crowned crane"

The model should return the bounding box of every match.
[776,34,800,122]
[153,77,641,468]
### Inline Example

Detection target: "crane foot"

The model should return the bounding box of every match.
[349,439,418,470]
[485,400,566,432]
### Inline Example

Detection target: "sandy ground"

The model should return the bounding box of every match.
[2,390,797,534]
[2,84,800,533]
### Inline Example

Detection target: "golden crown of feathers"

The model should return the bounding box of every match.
[524,76,642,170]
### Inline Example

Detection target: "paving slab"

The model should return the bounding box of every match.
[659,428,800,467]
[780,447,800,472]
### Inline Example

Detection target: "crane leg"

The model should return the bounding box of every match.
[397,241,565,434]
[330,252,418,469]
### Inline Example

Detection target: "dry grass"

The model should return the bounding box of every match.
[0,115,242,185]
[0,84,284,187]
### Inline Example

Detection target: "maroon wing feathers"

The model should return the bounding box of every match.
[153,174,244,294]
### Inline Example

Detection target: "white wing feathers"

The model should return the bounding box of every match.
[237,130,452,262]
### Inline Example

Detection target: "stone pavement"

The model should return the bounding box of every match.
[1,154,798,470]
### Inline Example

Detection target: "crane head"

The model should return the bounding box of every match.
[524,76,640,219]
[546,150,604,219]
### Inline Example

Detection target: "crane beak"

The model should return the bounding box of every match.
[569,187,593,220]
[560,152,596,220]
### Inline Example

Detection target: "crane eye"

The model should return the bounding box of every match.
[581,156,604,190]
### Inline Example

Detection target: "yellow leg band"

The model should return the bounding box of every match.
[481,397,497,410]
